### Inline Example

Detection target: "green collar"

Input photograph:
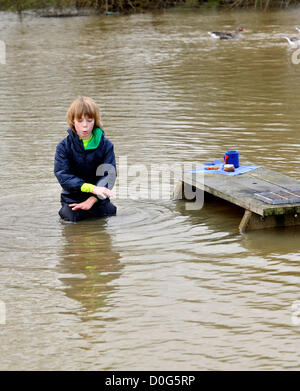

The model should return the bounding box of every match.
[82,128,103,150]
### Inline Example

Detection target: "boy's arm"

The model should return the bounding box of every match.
[81,183,98,202]
[54,143,85,192]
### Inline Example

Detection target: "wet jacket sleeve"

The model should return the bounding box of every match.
[54,142,85,192]
[96,139,117,190]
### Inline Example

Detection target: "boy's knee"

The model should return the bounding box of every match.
[105,202,117,216]
[59,205,84,222]
[90,201,117,218]
[100,201,117,216]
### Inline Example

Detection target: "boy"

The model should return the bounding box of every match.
[54,96,117,222]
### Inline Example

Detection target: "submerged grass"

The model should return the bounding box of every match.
[219,0,300,9]
[0,0,186,14]
[0,0,299,13]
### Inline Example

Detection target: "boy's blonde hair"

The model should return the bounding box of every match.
[67,96,103,132]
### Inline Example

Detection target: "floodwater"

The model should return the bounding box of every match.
[0,6,300,370]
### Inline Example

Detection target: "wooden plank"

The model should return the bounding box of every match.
[173,180,183,200]
[182,170,274,216]
[239,210,252,233]
[242,211,300,232]
[179,165,300,217]
[246,166,300,190]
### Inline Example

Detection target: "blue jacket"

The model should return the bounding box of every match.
[54,128,116,204]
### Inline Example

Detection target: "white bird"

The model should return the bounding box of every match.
[284,26,300,46]
[284,36,300,46]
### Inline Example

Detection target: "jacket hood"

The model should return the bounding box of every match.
[66,127,104,152]
[67,128,83,152]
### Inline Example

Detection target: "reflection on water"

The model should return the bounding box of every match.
[0,7,300,370]
[243,226,300,256]
[58,220,122,321]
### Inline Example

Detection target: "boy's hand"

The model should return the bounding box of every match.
[92,186,114,199]
[69,196,98,211]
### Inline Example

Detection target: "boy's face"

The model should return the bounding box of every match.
[74,116,95,140]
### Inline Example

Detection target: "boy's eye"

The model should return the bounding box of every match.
[76,118,93,123]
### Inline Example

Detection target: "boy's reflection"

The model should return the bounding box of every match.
[58,220,122,320]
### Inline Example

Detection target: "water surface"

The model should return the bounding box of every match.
[0,7,300,370]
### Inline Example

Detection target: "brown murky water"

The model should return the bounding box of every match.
[0,6,300,370]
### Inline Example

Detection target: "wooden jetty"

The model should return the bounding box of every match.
[174,164,300,233]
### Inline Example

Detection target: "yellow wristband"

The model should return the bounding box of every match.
[80,183,95,193]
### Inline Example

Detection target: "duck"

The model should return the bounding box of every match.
[209,27,246,40]
[284,26,300,46]
[284,36,300,46]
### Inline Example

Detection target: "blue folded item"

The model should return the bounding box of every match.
[186,160,262,176]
